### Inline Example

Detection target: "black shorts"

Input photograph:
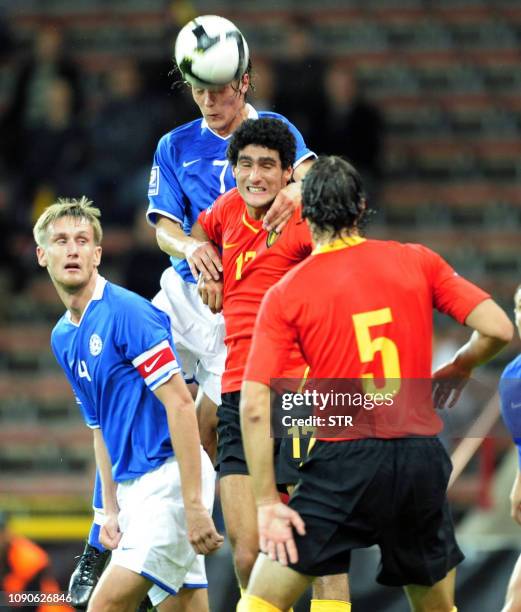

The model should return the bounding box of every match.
[276,430,316,491]
[288,437,464,587]
[216,391,309,486]
[216,392,248,477]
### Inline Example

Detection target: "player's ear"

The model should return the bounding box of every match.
[240,73,249,95]
[93,245,102,267]
[283,166,293,184]
[232,164,238,179]
[36,246,47,268]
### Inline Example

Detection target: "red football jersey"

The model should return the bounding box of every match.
[198,188,312,392]
[245,237,490,440]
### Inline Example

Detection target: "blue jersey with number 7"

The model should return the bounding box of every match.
[146,104,314,284]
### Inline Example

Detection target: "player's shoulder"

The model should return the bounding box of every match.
[502,354,521,380]
[157,118,204,151]
[105,281,154,312]
[50,313,72,344]
[257,111,295,128]
[258,110,288,122]
[368,239,440,262]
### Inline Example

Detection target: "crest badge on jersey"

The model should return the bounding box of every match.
[266,230,280,248]
[89,333,103,356]
[148,165,160,196]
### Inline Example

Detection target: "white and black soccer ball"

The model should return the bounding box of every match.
[174,15,249,88]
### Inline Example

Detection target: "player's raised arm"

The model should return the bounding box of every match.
[155,216,222,281]
[154,374,224,555]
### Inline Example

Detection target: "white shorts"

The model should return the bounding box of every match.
[109,448,215,607]
[152,267,226,405]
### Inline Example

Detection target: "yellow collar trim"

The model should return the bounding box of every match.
[312,236,366,255]
[242,211,261,234]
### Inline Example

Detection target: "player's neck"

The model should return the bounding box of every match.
[312,228,360,249]
[55,270,99,324]
[245,202,271,220]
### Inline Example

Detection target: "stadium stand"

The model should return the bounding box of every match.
[0,0,520,607]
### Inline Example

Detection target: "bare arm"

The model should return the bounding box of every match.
[93,428,122,550]
[456,298,514,367]
[240,381,305,565]
[511,464,521,525]
[154,373,223,554]
[263,158,315,233]
[292,158,314,182]
[433,298,513,407]
[155,216,222,281]
[240,381,278,504]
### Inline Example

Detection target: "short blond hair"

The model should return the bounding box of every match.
[33,197,103,247]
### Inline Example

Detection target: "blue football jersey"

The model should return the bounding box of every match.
[146,104,315,283]
[51,276,181,482]
[499,354,521,467]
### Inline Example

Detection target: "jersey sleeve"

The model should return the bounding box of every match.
[146,134,187,226]
[244,283,298,386]
[198,198,223,246]
[72,388,99,429]
[280,116,316,168]
[419,245,490,323]
[115,295,181,390]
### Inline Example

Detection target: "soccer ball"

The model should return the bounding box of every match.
[174,15,249,88]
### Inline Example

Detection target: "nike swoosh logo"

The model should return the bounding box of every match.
[183,159,201,167]
[223,242,239,249]
[144,353,163,373]
[511,402,521,409]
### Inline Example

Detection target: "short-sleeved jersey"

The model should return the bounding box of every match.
[245,237,490,440]
[198,188,312,392]
[51,276,181,482]
[499,355,521,467]
[146,104,314,284]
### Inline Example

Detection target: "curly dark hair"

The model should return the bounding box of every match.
[227,118,296,169]
[302,156,368,235]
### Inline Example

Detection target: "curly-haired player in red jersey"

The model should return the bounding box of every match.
[175,120,350,611]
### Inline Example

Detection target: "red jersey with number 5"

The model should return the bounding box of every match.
[198,187,312,393]
[245,237,490,439]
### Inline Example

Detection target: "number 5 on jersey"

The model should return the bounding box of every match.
[352,307,401,395]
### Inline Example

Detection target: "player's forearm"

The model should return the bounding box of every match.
[156,216,203,260]
[240,381,279,504]
[191,221,210,244]
[452,330,510,373]
[157,216,222,281]
[457,299,514,370]
[156,376,204,507]
[167,401,204,507]
[92,428,119,515]
[292,157,314,182]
